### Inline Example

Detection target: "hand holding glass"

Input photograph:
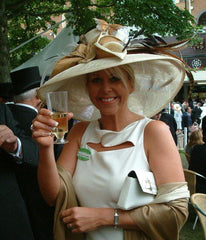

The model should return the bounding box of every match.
[46,91,69,144]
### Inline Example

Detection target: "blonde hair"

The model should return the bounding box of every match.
[86,65,135,89]
[187,129,204,147]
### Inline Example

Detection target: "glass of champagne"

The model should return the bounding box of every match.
[46,91,69,144]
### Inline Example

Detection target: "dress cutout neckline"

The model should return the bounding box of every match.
[94,118,145,147]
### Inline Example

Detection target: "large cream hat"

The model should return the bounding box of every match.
[38,19,189,121]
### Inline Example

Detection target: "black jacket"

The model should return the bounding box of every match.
[8,104,55,240]
[160,112,177,145]
[0,103,38,240]
[189,143,206,194]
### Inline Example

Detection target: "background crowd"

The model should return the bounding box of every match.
[157,99,206,194]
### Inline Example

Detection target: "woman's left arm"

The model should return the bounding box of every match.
[144,120,185,185]
[124,120,189,239]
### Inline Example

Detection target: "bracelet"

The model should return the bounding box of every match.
[113,209,119,229]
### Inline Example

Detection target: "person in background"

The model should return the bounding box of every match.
[201,115,206,142]
[9,67,42,134]
[170,102,175,116]
[151,111,161,120]
[182,106,192,135]
[9,66,59,240]
[181,100,189,110]
[0,103,38,240]
[189,97,196,110]
[184,129,204,163]
[160,108,178,145]
[151,109,177,145]
[0,82,14,103]
[189,141,206,193]
[199,98,204,106]
[191,101,202,125]
[173,103,183,132]
[32,20,189,240]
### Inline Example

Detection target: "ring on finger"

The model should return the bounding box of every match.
[69,223,73,229]
[30,124,34,131]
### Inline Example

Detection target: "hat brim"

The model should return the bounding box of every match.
[38,53,185,121]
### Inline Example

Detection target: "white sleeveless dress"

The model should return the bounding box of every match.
[73,117,152,240]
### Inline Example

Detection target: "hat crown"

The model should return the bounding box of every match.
[11,66,41,95]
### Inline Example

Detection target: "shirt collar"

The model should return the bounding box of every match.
[15,103,38,113]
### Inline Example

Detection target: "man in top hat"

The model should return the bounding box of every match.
[9,66,56,240]
[0,82,14,103]
[9,67,42,134]
[0,103,38,240]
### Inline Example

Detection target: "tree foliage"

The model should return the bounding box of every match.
[0,0,195,82]
[113,0,195,38]
[6,0,67,69]
[66,0,195,38]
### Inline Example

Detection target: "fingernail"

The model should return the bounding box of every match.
[54,121,59,126]
[45,132,52,136]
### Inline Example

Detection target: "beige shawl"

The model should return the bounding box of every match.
[54,164,188,240]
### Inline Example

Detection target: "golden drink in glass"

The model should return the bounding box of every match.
[46,91,69,144]
[51,113,68,143]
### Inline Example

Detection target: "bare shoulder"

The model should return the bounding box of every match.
[144,119,176,154]
[145,120,170,138]
[68,121,90,137]
[73,121,90,129]
[58,121,90,174]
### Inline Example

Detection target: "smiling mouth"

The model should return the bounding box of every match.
[100,97,117,103]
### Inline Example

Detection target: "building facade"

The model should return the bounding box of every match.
[175,0,206,28]
[175,0,206,100]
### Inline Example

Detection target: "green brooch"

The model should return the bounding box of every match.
[77,148,91,161]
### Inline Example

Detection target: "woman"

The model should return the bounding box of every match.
[173,103,183,132]
[189,140,206,193]
[32,19,189,240]
[184,129,204,163]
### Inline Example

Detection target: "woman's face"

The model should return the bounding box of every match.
[87,67,133,116]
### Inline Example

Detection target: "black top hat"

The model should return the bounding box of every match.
[11,66,41,95]
[0,82,14,99]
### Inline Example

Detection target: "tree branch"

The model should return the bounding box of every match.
[7,8,72,20]
[88,1,116,8]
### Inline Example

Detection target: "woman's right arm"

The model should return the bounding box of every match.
[32,108,87,206]
[32,108,73,206]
